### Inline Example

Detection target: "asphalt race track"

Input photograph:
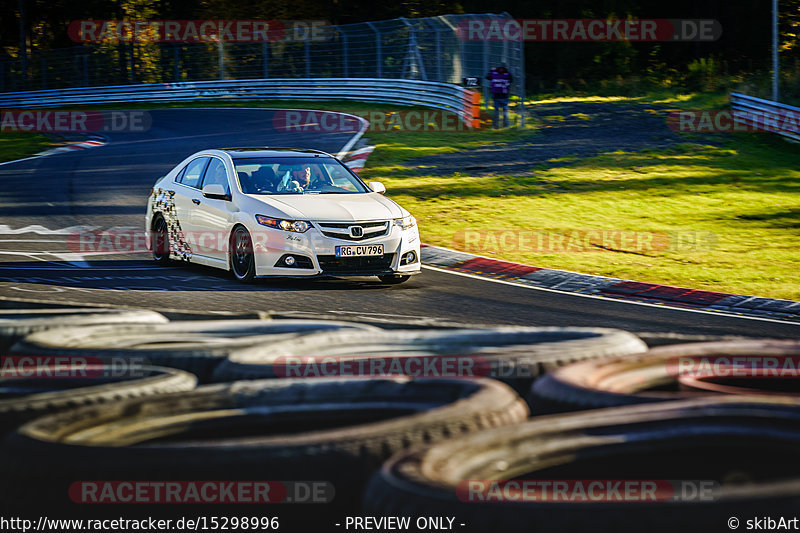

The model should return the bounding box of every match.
[0,107,798,338]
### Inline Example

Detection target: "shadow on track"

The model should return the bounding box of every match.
[0,260,399,292]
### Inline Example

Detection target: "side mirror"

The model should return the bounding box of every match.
[202,183,230,201]
[368,181,386,195]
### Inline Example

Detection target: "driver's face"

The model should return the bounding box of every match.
[292,166,311,186]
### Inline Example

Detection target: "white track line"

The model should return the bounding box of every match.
[422,264,799,326]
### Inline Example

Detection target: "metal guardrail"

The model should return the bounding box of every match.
[0,78,478,125]
[730,92,800,142]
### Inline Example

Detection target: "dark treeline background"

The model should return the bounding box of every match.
[1,0,797,94]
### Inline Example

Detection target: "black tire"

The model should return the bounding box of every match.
[378,274,411,284]
[1,377,527,518]
[634,331,753,348]
[11,319,377,383]
[364,397,800,533]
[230,226,255,282]
[0,364,196,436]
[0,308,167,355]
[529,339,800,414]
[211,327,647,394]
[151,214,171,265]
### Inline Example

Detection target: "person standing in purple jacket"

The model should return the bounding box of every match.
[486,64,513,128]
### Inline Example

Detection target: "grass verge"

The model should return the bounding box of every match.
[0,132,52,163]
[366,133,800,300]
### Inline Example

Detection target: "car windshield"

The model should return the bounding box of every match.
[233,157,369,195]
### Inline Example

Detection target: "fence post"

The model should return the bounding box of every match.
[305,38,311,77]
[482,38,489,111]
[341,30,349,77]
[436,28,442,82]
[218,39,224,80]
[367,22,382,78]
[173,46,180,81]
[41,56,47,89]
[83,54,89,86]
[262,42,268,78]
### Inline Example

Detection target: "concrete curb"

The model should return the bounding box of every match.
[34,135,107,156]
[0,134,107,167]
[420,244,800,322]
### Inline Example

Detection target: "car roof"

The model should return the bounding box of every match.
[217,147,336,159]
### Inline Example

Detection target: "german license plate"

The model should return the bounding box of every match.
[335,244,384,257]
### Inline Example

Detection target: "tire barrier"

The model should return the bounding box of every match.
[529,339,800,413]
[210,327,648,394]
[0,308,168,354]
[633,331,753,348]
[0,364,196,436]
[10,319,377,383]
[1,377,527,517]
[364,396,800,533]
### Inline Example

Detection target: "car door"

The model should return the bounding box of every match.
[169,156,209,260]
[191,156,234,264]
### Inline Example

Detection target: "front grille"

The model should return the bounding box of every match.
[317,221,389,241]
[317,253,394,273]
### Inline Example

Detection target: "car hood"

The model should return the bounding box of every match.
[249,193,406,221]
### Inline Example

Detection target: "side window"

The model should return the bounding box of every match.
[200,158,231,195]
[177,157,209,189]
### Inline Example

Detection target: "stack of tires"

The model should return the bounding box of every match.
[1,306,797,532]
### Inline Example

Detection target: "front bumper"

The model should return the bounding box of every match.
[253,221,421,278]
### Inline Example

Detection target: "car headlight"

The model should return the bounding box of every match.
[256,215,311,233]
[393,215,416,230]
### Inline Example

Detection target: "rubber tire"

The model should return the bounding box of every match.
[230,226,256,283]
[0,308,168,355]
[0,365,196,436]
[151,214,171,265]
[364,397,800,533]
[10,319,377,383]
[1,377,528,517]
[211,327,647,394]
[529,339,800,414]
[378,274,411,284]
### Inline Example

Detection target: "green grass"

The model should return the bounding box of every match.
[365,133,800,300]
[0,132,52,162]
[527,90,730,110]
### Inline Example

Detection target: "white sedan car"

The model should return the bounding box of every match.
[145,148,420,283]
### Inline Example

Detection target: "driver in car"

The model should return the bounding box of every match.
[291,164,312,190]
